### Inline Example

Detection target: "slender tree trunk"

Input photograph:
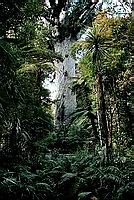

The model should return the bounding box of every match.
[90,113,99,141]
[83,87,99,142]
[96,71,110,164]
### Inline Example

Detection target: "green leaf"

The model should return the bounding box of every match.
[78,192,92,200]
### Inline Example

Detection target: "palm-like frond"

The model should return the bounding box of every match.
[69,108,91,128]
[0,39,14,60]
[72,25,109,64]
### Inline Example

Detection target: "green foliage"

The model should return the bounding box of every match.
[71,10,132,164]
[0,0,59,162]
[0,149,133,200]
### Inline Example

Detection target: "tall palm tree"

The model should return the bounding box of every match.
[74,25,110,163]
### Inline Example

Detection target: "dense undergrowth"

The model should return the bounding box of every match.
[0,134,133,200]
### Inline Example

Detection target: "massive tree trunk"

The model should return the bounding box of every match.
[54,38,77,126]
[45,0,97,126]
